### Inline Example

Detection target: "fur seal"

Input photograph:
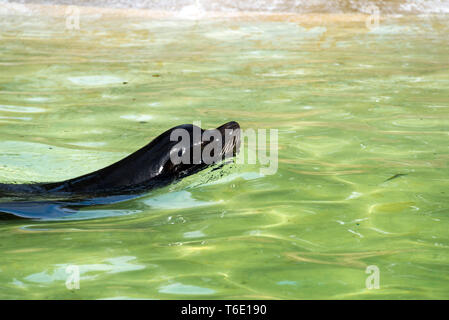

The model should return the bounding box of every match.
[0,121,240,219]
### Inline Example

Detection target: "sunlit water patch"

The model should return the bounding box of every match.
[67,76,125,86]
[0,105,46,113]
[24,256,145,284]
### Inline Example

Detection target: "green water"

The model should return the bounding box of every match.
[0,12,448,299]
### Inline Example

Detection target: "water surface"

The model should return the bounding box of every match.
[0,8,448,299]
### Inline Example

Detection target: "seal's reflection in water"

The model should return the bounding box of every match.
[0,194,143,220]
[0,122,241,220]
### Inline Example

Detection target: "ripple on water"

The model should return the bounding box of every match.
[120,114,153,122]
[26,97,49,102]
[0,105,46,113]
[57,209,142,221]
[260,70,305,77]
[183,230,206,239]
[23,256,145,284]
[0,116,32,121]
[68,141,107,148]
[277,280,297,286]
[67,75,124,86]
[144,191,217,209]
[158,282,215,295]
[392,118,444,128]
[199,172,264,187]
